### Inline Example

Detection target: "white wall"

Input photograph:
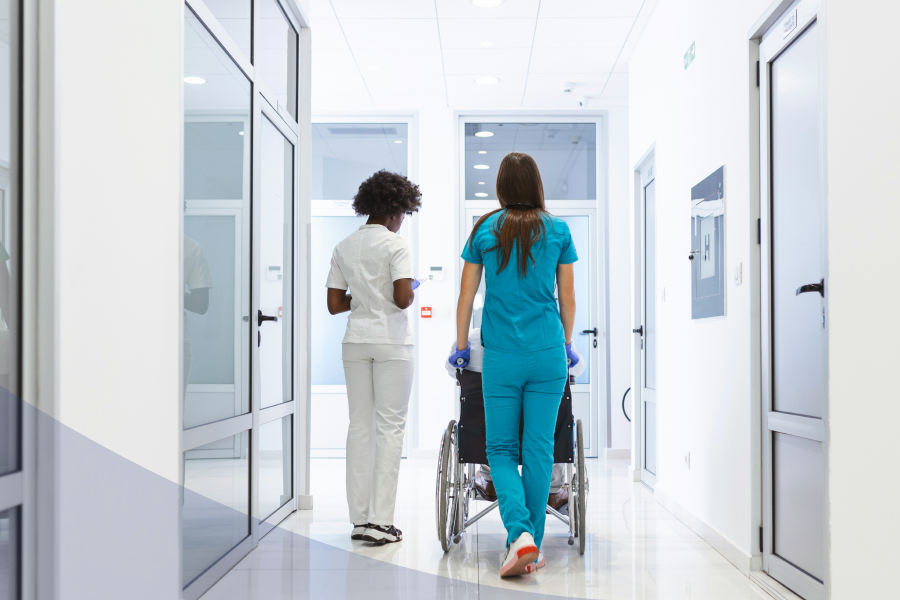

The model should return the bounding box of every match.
[825,1,900,596]
[56,0,182,597]
[628,0,773,559]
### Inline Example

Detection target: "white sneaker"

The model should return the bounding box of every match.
[500,532,539,577]
[362,524,402,545]
[525,552,546,574]
[351,524,368,540]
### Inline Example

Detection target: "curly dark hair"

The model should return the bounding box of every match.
[352,170,422,217]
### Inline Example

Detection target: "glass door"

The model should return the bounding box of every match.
[641,166,657,488]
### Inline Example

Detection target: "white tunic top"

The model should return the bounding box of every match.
[326,224,414,345]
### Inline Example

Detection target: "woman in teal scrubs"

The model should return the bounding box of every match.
[450,152,580,577]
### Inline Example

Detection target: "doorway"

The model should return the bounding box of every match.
[637,159,657,488]
[757,2,827,598]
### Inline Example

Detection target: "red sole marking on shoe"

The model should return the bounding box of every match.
[501,547,539,577]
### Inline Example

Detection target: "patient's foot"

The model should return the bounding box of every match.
[474,470,498,501]
[547,487,569,511]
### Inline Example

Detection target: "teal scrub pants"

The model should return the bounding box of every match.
[482,345,567,549]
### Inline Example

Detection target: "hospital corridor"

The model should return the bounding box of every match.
[0,1,896,600]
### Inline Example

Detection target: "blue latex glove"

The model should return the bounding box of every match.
[448,342,471,368]
[411,278,424,291]
[565,341,580,367]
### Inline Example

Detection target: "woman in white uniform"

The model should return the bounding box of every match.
[326,170,422,545]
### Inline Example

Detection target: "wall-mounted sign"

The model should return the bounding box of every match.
[691,166,725,319]
[684,41,695,70]
[782,9,798,39]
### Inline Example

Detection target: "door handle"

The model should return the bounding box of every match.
[795,278,824,298]
[581,328,598,336]
[632,326,643,335]
[258,309,279,326]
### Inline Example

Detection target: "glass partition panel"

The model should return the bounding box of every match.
[258,0,298,120]
[201,0,252,61]
[259,415,292,519]
[259,117,293,409]
[184,5,252,428]
[182,431,250,588]
[0,507,18,600]
[312,123,409,200]
[464,123,596,201]
[311,216,366,385]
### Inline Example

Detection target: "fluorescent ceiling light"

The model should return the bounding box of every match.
[478,150,487,154]
[478,182,485,185]
[239,131,244,136]
[475,192,489,197]
[474,131,494,138]
[184,76,206,84]
[394,140,403,144]
[473,164,490,170]
[367,65,378,71]
[474,76,500,85]
[472,0,504,7]
[481,41,493,47]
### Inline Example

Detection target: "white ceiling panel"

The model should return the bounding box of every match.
[442,48,531,75]
[538,0,646,18]
[330,0,437,19]
[521,95,590,108]
[311,94,374,108]
[309,0,337,19]
[600,72,628,98]
[445,73,526,95]
[312,18,352,50]
[533,17,632,48]
[362,73,447,95]
[340,18,442,50]
[447,94,524,107]
[438,17,535,48]
[435,0,540,19]
[524,72,610,95]
[353,48,445,74]
[528,46,620,73]
[371,94,448,108]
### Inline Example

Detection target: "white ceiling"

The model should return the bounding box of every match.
[310,0,657,110]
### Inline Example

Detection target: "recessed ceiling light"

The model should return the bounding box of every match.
[475,192,489,197]
[481,41,493,47]
[474,131,494,138]
[478,182,486,185]
[394,140,403,144]
[184,76,206,85]
[472,0,504,7]
[239,131,244,136]
[473,164,490,170]
[478,150,487,154]
[367,65,378,71]
[475,76,500,85]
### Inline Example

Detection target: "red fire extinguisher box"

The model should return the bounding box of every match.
[421,306,432,318]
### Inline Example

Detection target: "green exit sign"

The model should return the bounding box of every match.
[684,41,695,70]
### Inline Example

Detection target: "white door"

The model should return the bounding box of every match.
[463,206,601,456]
[638,161,657,487]
[759,3,827,599]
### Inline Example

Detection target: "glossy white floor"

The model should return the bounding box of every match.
[202,457,772,599]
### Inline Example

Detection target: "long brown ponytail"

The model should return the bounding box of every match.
[469,152,547,277]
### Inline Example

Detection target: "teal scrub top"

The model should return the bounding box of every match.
[462,211,578,353]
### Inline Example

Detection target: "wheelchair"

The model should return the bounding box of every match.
[435,368,588,554]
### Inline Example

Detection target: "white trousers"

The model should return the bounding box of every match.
[342,343,414,526]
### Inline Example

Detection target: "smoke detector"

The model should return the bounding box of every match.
[562,82,576,94]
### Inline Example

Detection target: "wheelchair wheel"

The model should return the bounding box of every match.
[575,419,587,554]
[436,420,458,552]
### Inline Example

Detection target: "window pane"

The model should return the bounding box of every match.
[259,416,292,520]
[182,431,250,588]
[258,0,298,120]
[312,123,409,200]
[184,6,252,429]
[259,117,293,409]
[311,216,366,385]
[0,507,18,600]
[0,0,20,477]
[201,0,251,62]
[464,123,596,200]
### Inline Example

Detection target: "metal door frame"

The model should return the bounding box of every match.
[753,1,829,598]
[462,205,601,457]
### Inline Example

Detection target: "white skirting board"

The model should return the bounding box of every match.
[654,486,759,576]
[604,448,630,459]
[298,495,313,510]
